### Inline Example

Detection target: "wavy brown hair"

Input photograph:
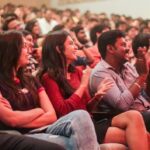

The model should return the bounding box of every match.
[0,30,39,110]
[39,30,75,98]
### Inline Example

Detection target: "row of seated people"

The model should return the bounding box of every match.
[0,29,150,150]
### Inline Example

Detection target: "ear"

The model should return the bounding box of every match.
[107,45,114,54]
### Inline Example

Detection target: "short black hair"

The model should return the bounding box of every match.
[90,24,110,44]
[98,30,125,59]
[132,33,150,56]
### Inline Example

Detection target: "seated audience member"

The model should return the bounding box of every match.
[37,9,58,35]
[21,30,39,74]
[2,16,23,31]
[124,33,150,98]
[25,19,41,44]
[39,30,149,149]
[0,30,100,150]
[0,133,65,150]
[126,26,139,41]
[88,24,111,67]
[71,25,92,48]
[89,30,150,132]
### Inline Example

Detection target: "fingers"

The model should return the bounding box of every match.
[95,78,114,98]
[97,78,114,89]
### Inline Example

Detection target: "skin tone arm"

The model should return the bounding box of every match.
[20,89,58,128]
[70,31,94,64]
[129,47,149,98]
[0,94,44,127]
[74,66,91,98]
[20,86,58,128]
[0,88,57,128]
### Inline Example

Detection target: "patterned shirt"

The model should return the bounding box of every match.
[90,59,150,112]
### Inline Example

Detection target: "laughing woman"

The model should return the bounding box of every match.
[0,30,100,150]
[39,30,149,150]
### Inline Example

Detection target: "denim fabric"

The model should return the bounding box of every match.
[26,110,100,150]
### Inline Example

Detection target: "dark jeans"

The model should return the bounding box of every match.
[141,111,150,132]
[0,133,65,150]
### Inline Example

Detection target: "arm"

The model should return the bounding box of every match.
[38,88,57,117]
[21,111,56,128]
[131,47,149,98]
[81,47,94,64]
[42,67,91,117]
[42,75,85,117]
[146,72,150,97]
[90,71,135,111]
[87,78,114,111]
[0,96,44,127]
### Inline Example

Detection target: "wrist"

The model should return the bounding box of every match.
[137,75,147,83]
[37,87,45,93]
[79,84,87,89]
[134,82,141,90]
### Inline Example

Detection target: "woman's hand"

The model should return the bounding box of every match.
[136,47,149,77]
[94,78,114,99]
[80,66,91,88]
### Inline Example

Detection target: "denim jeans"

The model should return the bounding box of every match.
[26,110,99,150]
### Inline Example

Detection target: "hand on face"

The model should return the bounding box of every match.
[136,47,149,77]
[137,46,147,59]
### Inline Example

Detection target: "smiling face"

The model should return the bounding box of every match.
[64,35,78,65]
[17,38,29,68]
[32,22,41,35]
[111,37,129,64]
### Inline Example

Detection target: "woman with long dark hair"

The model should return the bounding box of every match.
[39,30,149,150]
[0,30,100,150]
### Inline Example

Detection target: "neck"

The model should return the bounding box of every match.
[105,56,124,73]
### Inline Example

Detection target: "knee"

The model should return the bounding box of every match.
[125,110,144,125]
[71,110,91,121]
[70,110,93,127]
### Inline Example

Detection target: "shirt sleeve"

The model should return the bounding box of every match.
[90,70,135,111]
[42,74,86,117]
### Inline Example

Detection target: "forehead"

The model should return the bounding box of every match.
[115,37,126,44]
[65,35,73,41]
[8,19,20,28]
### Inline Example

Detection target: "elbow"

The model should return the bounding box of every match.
[47,112,57,123]
[51,115,57,123]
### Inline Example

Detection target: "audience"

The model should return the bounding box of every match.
[0,3,150,150]
[89,30,150,132]
[39,30,149,149]
[0,30,100,150]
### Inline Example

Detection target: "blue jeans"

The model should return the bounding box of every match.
[26,110,99,150]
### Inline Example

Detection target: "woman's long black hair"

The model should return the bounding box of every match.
[39,30,75,98]
[0,30,39,110]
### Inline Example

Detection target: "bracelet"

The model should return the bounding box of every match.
[134,82,141,89]
[37,87,45,93]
